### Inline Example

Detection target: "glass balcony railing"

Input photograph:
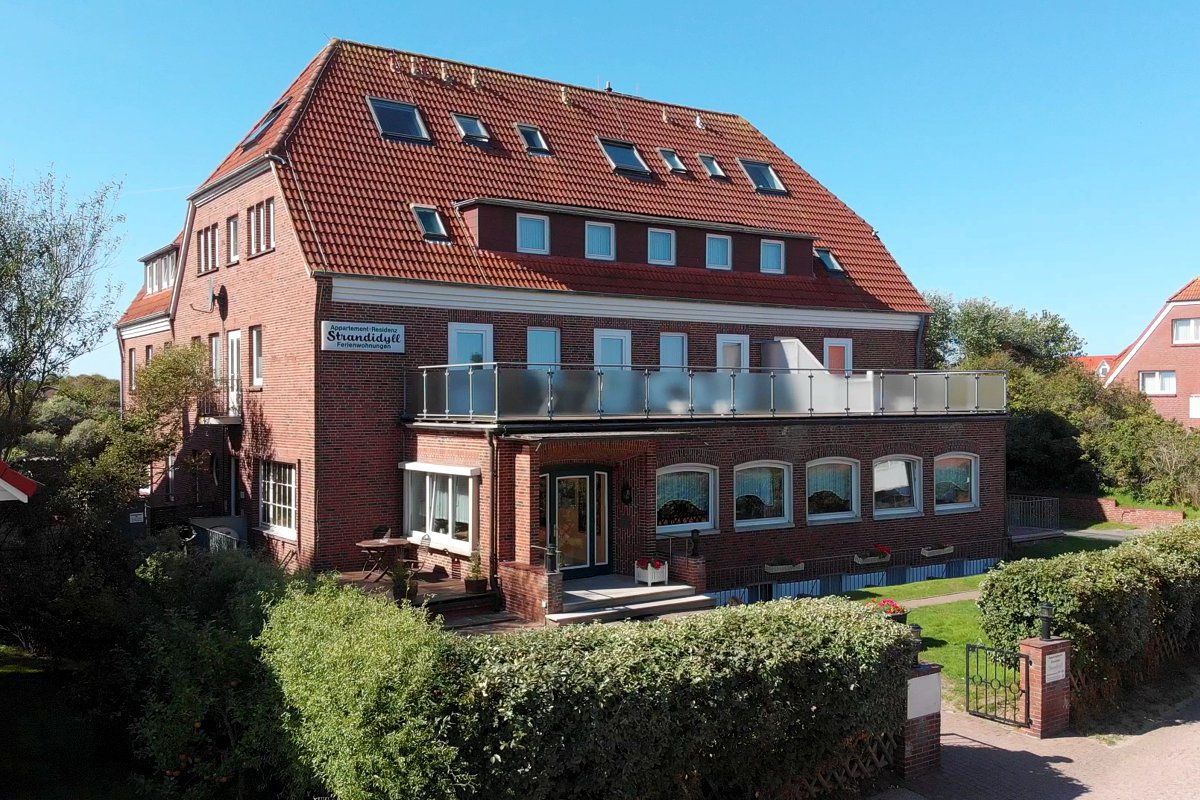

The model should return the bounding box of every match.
[404,363,1007,422]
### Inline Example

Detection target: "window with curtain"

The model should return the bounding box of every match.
[806,459,859,521]
[1140,370,1176,395]
[934,454,978,510]
[517,214,549,253]
[585,222,615,260]
[404,466,478,555]
[656,465,716,533]
[648,228,675,265]
[874,457,921,516]
[760,240,785,273]
[734,462,790,526]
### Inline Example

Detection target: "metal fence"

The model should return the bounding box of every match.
[966,644,1030,727]
[1006,495,1060,530]
[197,378,243,420]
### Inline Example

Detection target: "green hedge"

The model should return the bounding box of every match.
[260,583,915,800]
[979,522,1200,677]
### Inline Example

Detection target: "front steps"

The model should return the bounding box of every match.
[546,577,716,625]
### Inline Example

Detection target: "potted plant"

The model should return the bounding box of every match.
[634,557,669,586]
[853,544,892,566]
[464,551,489,594]
[920,542,955,558]
[866,598,908,624]
[763,556,806,575]
[390,562,420,604]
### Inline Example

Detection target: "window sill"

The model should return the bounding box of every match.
[705,264,732,271]
[227,259,239,267]
[806,515,861,526]
[247,247,276,261]
[247,385,263,393]
[934,505,980,516]
[873,508,923,521]
[1144,392,1177,397]
[656,527,719,538]
[516,248,550,256]
[407,533,471,558]
[256,525,297,542]
[734,520,794,532]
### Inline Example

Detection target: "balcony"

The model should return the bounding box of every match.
[198,379,243,425]
[404,363,1007,424]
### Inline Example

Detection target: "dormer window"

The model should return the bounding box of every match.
[659,149,688,173]
[368,98,431,142]
[517,124,551,154]
[816,248,845,273]
[412,206,450,241]
[452,113,490,143]
[599,139,650,174]
[241,99,288,149]
[698,154,725,178]
[739,159,787,193]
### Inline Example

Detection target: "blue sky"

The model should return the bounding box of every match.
[2,0,1196,377]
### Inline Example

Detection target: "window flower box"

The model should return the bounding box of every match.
[853,545,892,566]
[920,545,955,558]
[763,561,805,575]
[635,558,668,586]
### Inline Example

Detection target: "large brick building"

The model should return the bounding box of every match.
[116,40,1008,621]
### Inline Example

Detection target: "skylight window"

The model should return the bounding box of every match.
[452,113,490,143]
[659,149,688,173]
[241,99,289,149]
[816,248,845,273]
[368,98,431,142]
[698,154,725,178]
[739,159,787,193]
[599,139,651,173]
[412,206,449,241]
[517,124,551,154]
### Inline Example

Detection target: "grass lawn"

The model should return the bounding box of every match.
[0,644,135,799]
[1074,521,1139,532]
[907,600,989,707]
[1104,490,1198,519]
[1014,534,1120,560]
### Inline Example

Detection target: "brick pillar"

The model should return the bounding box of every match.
[898,662,941,777]
[1019,637,1072,738]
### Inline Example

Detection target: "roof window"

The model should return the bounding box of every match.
[599,139,650,174]
[452,113,490,143]
[816,248,845,273]
[659,149,688,173]
[369,98,431,142]
[698,154,725,178]
[412,206,449,241]
[739,159,787,193]
[241,99,289,149]
[516,124,551,154]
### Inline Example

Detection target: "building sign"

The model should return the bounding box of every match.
[321,321,405,353]
[129,512,145,524]
[1045,652,1067,683]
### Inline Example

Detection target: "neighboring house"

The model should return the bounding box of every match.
[0,460,38,503]
[115,40,1008,621]
[1075,354,1116,379]
[1085,278,1200,426]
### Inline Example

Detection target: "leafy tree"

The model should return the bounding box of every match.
[0,173,123,457]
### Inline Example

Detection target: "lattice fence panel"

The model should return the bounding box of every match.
[1071,630,1200,722]
[760,731,898,800]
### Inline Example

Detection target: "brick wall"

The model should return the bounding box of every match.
[497,561,553,622]
[1055,493,1184,527]
[1110,301,1200,427]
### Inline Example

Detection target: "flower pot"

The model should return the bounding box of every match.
[853,553,892,566]
[634,562,669,586]
[464,576,489,594]
[763,562,805,575]
[886,611,908,624]
[393,579,419,604]
[920,546,954,558]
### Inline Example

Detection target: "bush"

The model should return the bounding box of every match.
[261,585,916,800]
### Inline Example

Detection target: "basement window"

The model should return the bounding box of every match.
[659,148,688,173]
[816,248,845,273]
[698,154,726,178]
[739,159,787,193]
[412,206,450,241]
[368,98,431,142]
[517,124,551,154]
[452,113,490,143]
[241,99,289,149]
[599,139,650,174]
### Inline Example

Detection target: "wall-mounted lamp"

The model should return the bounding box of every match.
[620,481,632,505]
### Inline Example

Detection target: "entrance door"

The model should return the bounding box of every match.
[227,330,242,414]
[541,468,611,578]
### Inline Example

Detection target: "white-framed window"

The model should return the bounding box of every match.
[873,456,923,518]
[412,205,450,241]
[816,248,845,273]
[599,138,650,173]
[698,154,725,178]
[659,332,688,372]
[734,460,792,528]
[247,199,275,256]
[368,98,431,141]
[584,221,615,260]
[451,113,489,142]
[1140,370,1177,395]
[146,260,158,293]
[934,453,979,513]
[706,234,732,269]
[196,224,219,274]
[227,216,240,264]
[526,327,560,370]
[760,239,785,274]
[259,460,297,537]
[516,123,550,154]
[647,228,675,265]
[657,464,717,534]
[402,462,480,557]
[659,148,688,173]
[1191,396,1200,419]
[716,333,750,373]
[516,213,550,254]
[823,338,853,371]
[594,328,632,370]
[806,458,860,523]
[1173,318,1200,344]
[1097,361,1110,378]
[250,326,264,386]
[739,158,787,193]
[127,348,136,391]
[449,322,494,367]
[145,344,154,364]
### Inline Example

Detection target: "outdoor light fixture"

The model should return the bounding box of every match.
[621,481,632,505]
[1039,602,1055,641]
[910,623,923,666]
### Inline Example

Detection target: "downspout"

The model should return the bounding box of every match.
[487,430,499,586]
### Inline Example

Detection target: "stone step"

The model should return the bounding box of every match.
[546,593,717,626]
[562,582,696,613]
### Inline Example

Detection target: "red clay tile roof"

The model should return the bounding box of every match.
[0,459,38,500]
[117,287,171,327]
[1075,355,1113,372]
[1169,277,1200,302]
[201,40,930,315]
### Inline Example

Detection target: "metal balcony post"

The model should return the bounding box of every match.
[421,369,428,418]
[807,372,814,416]
[912,374,919,415]
[493,365,500,421]
[597,367,605,418]
[973,373,981,413]
[769,371,776,417]
[843,371,850,416]
[467,365,475,419]
[546,369,555,420]
[443,368,450,418]
[643,368,651,417]
[688,369,696,417]
[944,374,951,414]
[729,370,737,416]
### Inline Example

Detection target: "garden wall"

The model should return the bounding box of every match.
[1053,493,1184,528]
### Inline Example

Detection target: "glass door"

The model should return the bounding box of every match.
[227,330,242,414]
[541,468,611,578]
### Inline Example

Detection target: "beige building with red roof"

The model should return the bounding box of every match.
[116,40,1008,622]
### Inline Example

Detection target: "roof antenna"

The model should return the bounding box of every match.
[605,80,613,93]
[695,114,705,129]
[439,62,450,83]
[560,85,571,106]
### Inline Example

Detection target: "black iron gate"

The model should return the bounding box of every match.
[965,644,1030,727]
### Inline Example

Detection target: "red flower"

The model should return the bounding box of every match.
[873,544,892,556]
[868,598,906,614]
[651,559,664,570]
[636,558,650,569]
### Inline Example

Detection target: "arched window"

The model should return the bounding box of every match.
[734,460,792,528]
[934,453,979,512]
[656,464,717,534]
[873,456,923,518]
[805,458,860,522]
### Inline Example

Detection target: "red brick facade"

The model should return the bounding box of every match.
[1103,297,1200,427]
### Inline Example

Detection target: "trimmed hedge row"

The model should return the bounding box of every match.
[259,580,916,800]
[979,523,1200,677]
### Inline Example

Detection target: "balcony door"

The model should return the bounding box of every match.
[449,322,493,368]
[541,468,611,579]
[594,329,631,370]
[227,329,242,415]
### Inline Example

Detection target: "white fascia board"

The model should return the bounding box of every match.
[1105,300,1200,386]
[117,314,171,339]
[330,276,922,332]
[398,461,482,476]
[0,480,29,503]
